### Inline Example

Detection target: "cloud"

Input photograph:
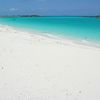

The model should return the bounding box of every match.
[9,8,18,11]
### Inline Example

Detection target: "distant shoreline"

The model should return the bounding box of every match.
[0,15,40,18]
[0,15,100,18]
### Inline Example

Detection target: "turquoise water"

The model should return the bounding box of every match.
[0,16,100,44]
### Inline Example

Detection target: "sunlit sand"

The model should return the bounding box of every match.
[0,25,100,100]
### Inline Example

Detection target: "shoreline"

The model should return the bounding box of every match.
[0,24,100,99]
[0,24,100,50]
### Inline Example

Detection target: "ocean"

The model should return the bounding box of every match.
[0,16,100,44]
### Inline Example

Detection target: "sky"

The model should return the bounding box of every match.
[0,0,100,16]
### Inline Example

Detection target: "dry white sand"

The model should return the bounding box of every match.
[0,25,100,100]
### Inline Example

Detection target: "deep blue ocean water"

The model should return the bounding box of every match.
[0,16,100,44]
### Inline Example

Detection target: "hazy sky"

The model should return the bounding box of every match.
[0,0,100,16]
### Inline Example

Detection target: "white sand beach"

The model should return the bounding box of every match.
[0,25,100,100]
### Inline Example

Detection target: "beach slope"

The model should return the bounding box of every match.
[0,25,100,100]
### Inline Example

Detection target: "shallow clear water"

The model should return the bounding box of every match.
[0,16,100,44]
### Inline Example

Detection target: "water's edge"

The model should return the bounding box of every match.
[0,24,100,50]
